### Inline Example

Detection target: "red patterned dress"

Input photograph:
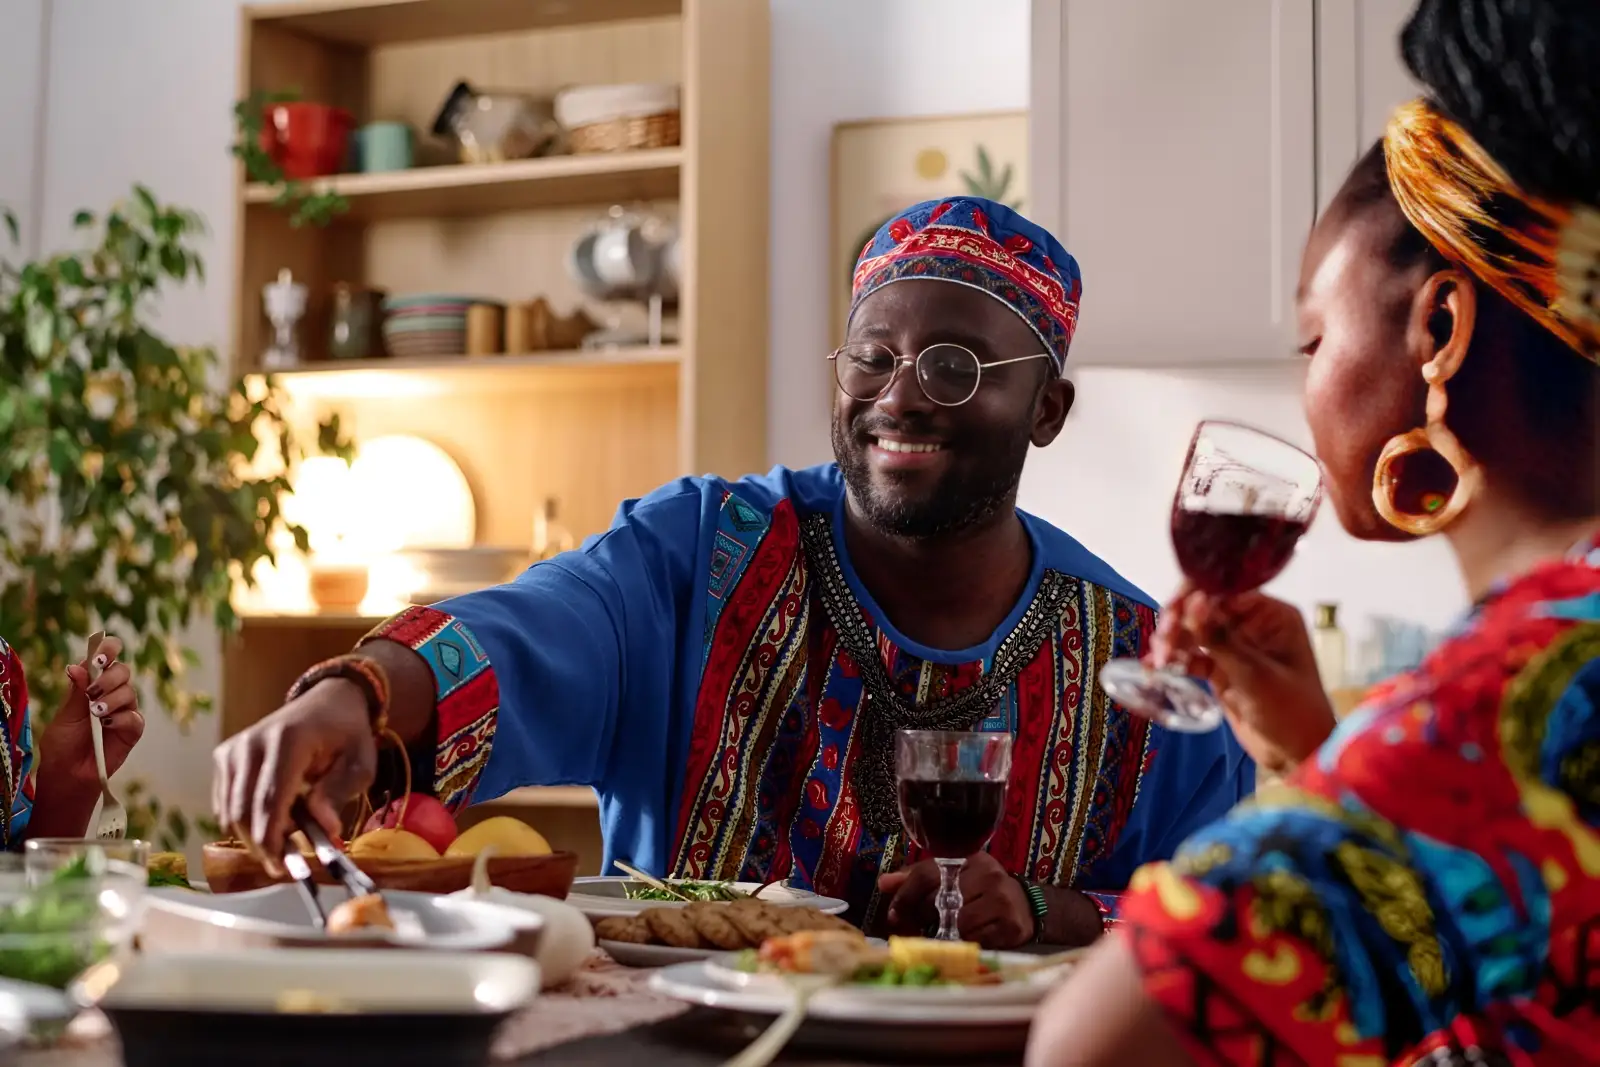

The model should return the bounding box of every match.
[1122,539,1600,1065]
[0,638,37,848]
[366,465,1253,926]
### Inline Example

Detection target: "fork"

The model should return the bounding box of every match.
[83,632,127,840]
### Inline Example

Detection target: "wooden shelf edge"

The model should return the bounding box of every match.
[265,346,682,378]
[244,0,683,47]
[244,149,682,213]
[235,611,387,628]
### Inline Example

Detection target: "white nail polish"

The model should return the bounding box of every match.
[91,702,108,717]
[93,655,108,669]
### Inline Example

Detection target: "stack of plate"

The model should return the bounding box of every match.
[381,294,494,358]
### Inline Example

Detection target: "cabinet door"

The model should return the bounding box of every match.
[1030,0,1316,366]
[1315,0,1424,214]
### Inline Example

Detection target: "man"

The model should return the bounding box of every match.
[214,197,1252,948]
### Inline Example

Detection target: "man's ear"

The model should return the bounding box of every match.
[1032,375,1075,447]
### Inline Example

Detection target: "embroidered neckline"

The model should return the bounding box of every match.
[798,512,1070,834]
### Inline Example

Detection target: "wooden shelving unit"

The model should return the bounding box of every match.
[224,0,768,864]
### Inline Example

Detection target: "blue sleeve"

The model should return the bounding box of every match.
[1081,727,1255,893]
[419,477,715,800]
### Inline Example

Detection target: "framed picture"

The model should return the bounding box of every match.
[830,111,1029,344]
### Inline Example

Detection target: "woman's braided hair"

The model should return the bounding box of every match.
[1400,0,1599,205]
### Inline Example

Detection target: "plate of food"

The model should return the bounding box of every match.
[141,884,524,955]
[705,931,1075,1007]
[594,897,859,967]
[569,875,847,918]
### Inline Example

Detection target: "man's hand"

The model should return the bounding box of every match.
[877,852,1034,948]
[212,678,378,872]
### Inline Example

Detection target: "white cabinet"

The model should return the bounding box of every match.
[1314,0,1423,213]
[1031,0,1315,367]
[1029,0,1420,367]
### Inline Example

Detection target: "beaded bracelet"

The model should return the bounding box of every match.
[286,654,391,733]
[1014,875,1049,943]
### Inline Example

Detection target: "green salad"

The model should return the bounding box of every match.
[0,856,113,988]
[624,878,747,903]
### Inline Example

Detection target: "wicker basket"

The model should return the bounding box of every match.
[568,110,680,154]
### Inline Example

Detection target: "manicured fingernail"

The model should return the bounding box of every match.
[91,702,108,718]
[93,654,108,669]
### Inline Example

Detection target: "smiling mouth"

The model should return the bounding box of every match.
[872,438,944,454]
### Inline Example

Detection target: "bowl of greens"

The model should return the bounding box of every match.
[0,854,139,991]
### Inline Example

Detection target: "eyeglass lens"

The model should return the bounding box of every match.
[834,343,982,406]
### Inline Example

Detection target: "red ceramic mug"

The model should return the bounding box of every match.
[259,101,353,180]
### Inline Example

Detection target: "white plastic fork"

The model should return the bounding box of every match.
[84,632,127,840]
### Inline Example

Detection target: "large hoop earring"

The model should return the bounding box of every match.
[1371,371,1483,536]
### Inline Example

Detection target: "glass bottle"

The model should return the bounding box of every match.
[1311,602,1347,691]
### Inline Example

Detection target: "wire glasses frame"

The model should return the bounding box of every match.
[828,342,1054,407]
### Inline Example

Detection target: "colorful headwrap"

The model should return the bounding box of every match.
[849,197,1083,375]
[1383,97,1600,361]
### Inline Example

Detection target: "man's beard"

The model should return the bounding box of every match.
[832,416,1033,539]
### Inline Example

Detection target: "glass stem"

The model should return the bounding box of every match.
[934,859,964,942]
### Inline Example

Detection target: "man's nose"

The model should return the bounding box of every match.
[874,357,936,420]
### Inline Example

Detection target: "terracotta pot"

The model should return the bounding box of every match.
[202,841,580,897]
[259,101,353,180]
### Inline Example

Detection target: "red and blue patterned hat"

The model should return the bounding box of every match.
[849,197,1083,374]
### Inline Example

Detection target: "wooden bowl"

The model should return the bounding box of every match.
[202,842,579,898]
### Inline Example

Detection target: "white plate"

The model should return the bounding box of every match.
[602,935,893,970]
[599,940,727,968]
[142,885,517,953]
[569,877,848,918]
[648,960,1039,1026]
[702,951,1068,1007]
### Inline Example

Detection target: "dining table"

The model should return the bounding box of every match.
[11,948,1035,1067]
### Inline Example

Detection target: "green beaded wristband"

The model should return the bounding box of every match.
[1015,875,1049,943]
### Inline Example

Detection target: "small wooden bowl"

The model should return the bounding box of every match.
[202,841,579,898]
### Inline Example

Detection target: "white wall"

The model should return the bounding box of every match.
[768,0,1466,659]
[0,0,47,256]
[34,0,247,829]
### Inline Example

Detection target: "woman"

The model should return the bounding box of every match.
[0,634,144,845]
[1027,0,1600,1064]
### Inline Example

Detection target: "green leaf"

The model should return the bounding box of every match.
[2,208,17,245]
[72,210,94,229]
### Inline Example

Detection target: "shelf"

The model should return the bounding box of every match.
[246,0,682,46]
[261,346,681,398]
[244,149,682,221]
[236,611,386,629]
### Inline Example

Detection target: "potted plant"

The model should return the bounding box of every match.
[0,189,348,848]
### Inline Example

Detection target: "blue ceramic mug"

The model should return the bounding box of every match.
[356,121,413,173]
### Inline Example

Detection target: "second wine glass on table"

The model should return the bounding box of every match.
[894,730,1012,942]
[1099,420,1323,733]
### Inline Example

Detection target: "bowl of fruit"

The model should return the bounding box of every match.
[203,794,578,898]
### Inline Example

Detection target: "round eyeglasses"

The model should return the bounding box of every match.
[828,342,1053,408]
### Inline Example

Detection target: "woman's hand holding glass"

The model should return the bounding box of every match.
[1146,584,1337,777]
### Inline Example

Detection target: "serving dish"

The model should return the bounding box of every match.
[567,876,847,918]
[140,884,529,956]
[202,840,578,897]
[73,949,538,1067]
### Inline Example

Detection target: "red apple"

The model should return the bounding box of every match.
[362,794,458,855]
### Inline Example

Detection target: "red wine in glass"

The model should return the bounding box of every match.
[894,730,1013,942]
[1170,511,1311,596]
[1100,421,1322,732]
[897,779,1006,859]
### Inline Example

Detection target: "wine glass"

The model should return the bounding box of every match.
[1099,420,1323,732]
[894,730,1013,942]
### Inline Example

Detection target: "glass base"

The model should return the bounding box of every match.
[1098,658,1225,733]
